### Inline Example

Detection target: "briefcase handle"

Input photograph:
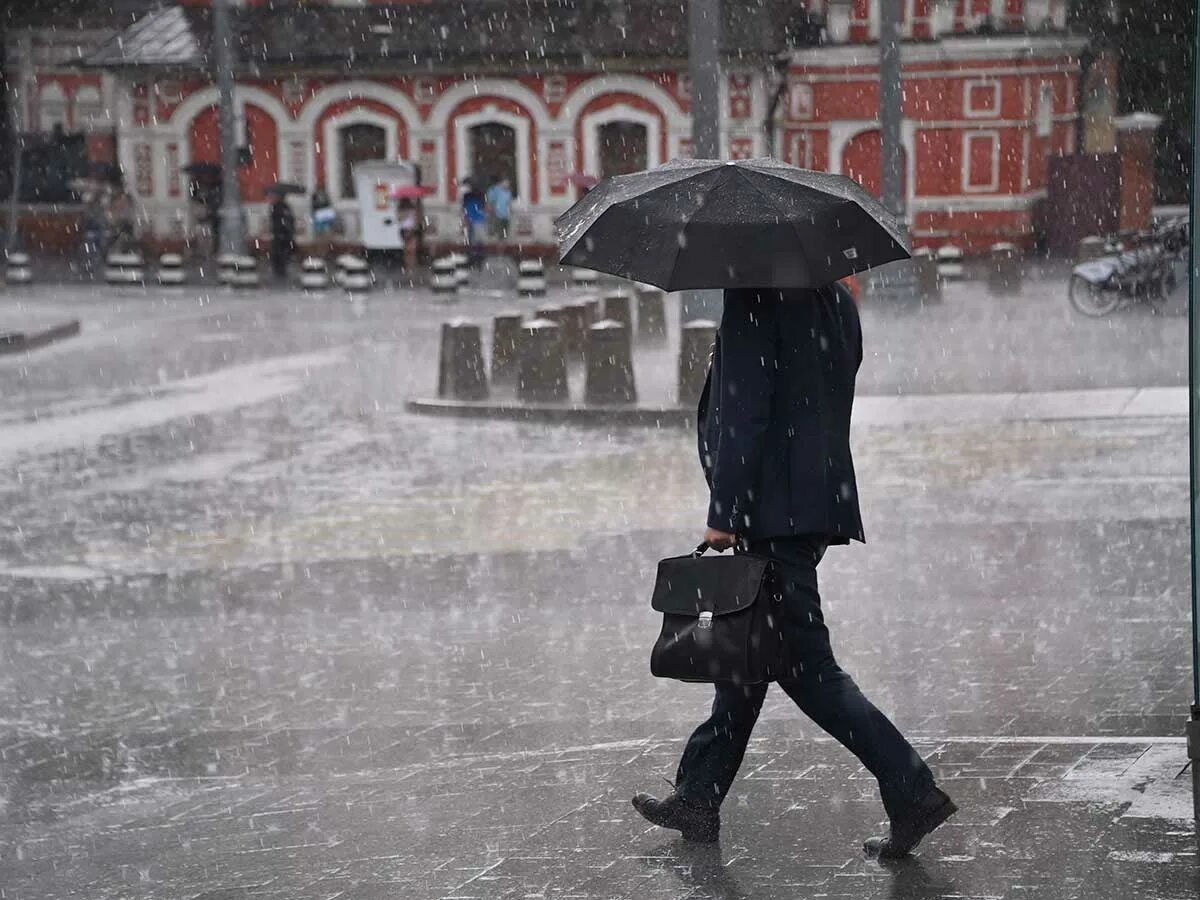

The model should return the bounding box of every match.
[692,542,713,557]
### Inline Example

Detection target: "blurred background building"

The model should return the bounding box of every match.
[0,0,1183,255]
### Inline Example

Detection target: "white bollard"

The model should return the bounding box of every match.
[517,258,547,296]
[104,251,145,286]
[335,254,373,293]
[157,253,185,286]
[572,267,599,288]
[299,256,330,291]
[5,252,32,285]
[936,245,965,281]
[218,254,260,289]
[432,256,459,295]
[450,251,470,286]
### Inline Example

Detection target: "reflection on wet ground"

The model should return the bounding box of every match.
[0,274,1194,898]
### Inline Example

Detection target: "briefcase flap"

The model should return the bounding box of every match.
[650,554,771,618]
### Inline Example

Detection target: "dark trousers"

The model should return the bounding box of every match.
[271,239,293,278]
[675,536,934,821]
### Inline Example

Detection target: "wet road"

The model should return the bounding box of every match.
[0,268,1194,898]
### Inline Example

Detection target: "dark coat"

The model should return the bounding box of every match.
[698,285,865,544]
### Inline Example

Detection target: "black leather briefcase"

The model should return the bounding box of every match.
[649,544,784,684]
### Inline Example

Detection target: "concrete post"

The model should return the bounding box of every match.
[679,319,717,406]
[987,243,1022,296]
[437,320,488,401]
[912,248,941,302]
[213,0,246,255]
[518,319,568,403]
[559,302,592,358]
[636,287,668,343]
[682,0,723,323]
[603,291,633,332]
[585,320,637,405]
[491,313,523,385]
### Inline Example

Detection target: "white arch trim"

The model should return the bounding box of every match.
[322,108,401,203]
[168,84,291,130]
[454,106,532,203]
[581,104,662,177]
[426,78,552,131]
[296,81,422,135]
[828,120,918,207]
[557,74,689,133]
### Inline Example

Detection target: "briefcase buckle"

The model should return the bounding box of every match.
[697,611,714,630]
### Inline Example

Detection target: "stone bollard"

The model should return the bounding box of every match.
[535,303,565,328]
[635,287,667,343]
[432,256,458,295]
[517,258,547,296]
[437,319,489,401]
[573,267,599,289]
[585,319,637,405]
[450,251,471,287]
[987,242,1022,295]
[559,302,591,358]
[678,319,718,406]
[491,312,524,384]
[218,253,260,289]
[299,256,330,291]
[336,254,373,293]
[158,253,186,286]
[603,291,633,332]
[5,252,32,285]
[936,245,964,281]
[1076,235,1107,262]
[104,251,145,286]
[912,247,941,302]
[517,319,568,403]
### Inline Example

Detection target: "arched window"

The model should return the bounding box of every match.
[598,121,648,177]
[73,86,105,133]
[39,83,69,133]
[339,123,387,199]
[469,122,518,196]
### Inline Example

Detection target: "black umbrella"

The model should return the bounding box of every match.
[183,161,222,182]
[556,157,909,291]
[266,182,305,196]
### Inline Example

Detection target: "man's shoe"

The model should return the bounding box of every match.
[631,792,720,843]
[863,786,957,859]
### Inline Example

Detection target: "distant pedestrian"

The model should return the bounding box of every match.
[461,179,487,266]
[311,187,336,256]
[633,285,957,859]
[486,176,513,242]
[269,191,296,280]
[107,187,136,253]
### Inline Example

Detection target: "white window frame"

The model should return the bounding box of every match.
[1036,82,1055,138]
[72,85,105,132]
[963,80,1001,119]
[962,130,1001,193]
[322,108,399,204]
[38,82,69,132]
[581,104,661,178]
[454,106,531,201]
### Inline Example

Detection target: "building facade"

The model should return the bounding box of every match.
[6,1,1140,255]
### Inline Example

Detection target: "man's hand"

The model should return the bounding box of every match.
[703,527,738,551]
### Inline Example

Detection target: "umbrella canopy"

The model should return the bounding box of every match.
[265,181,306,196]
[390,184,435,200]
[183,161,222,182]
[556,157,909,291]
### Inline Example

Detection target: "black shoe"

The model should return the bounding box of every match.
[632,792,720,843]
[863,786,957,859]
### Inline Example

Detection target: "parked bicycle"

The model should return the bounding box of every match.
[1068,219,1187,317]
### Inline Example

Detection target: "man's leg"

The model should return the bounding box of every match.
[674,680,769,810]
[757,537,935,821]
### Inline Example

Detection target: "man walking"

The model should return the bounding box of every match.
[486,177,513,242]
[269,190,296,280]
[633,286,956,859]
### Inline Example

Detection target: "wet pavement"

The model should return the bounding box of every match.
[0,267,1195,898]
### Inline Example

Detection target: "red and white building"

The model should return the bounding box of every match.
[7,1,1147,254]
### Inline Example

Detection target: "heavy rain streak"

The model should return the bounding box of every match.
[0,1,1197,898]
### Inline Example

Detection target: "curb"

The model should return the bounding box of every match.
[405,398,693,428]
[0,320,81,356]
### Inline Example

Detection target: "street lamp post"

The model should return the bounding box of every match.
[1187,0,1200,821]
[212,0,246,256]
[682,0,723,322]
[870,0,919,304]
